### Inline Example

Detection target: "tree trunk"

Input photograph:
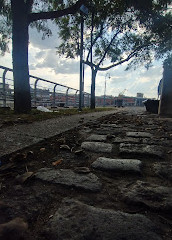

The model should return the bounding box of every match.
[158,64,172,117]
[11,0,31,113]
[90,69,97,109]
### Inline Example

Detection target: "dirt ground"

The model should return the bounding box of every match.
[0,108,172,240]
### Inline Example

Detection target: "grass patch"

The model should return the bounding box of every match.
[0,107,114,125]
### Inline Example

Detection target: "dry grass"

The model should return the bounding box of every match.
[0,107,114,126]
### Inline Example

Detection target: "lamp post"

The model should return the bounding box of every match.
[104,73,110,107]
[79,4,88,111]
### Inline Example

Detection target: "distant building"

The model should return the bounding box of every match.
[135,93,146,106]
[96,93,147,107]
[137,93,144,98]
[0,82,148,108]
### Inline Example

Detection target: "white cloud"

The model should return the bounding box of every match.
[29,20,61,50]
[0,24,164,100]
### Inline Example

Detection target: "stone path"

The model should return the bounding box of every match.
[0,110,117,157]
[35,168,102,192]
[119,143,164,157]
[122,180,172,211]
[152,162,172,180]
[92,157,142,173]
[1,108,172,240]
[81,141,113,153]
[48,198,162,240]
[32,109,172,239]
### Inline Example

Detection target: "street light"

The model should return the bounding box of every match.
[104,73,110,107]
[79,4,88,111]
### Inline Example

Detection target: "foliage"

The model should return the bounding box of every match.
[56,0,172,71]
[0,0,84,55]
[0,0,11,55]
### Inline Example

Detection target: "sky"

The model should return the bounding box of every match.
[0,21,164,99]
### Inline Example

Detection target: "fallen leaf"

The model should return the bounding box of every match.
[60,145,70,150]
[40,148,46,152]
[52,159,63,166]
[15,172,34,183]
[74,149,84,155]
[56,138,66,144]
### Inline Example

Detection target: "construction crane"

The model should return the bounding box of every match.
[118,89,127,97]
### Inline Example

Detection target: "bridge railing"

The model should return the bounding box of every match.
[0,65,92,108]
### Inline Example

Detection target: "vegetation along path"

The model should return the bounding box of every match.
[0,107,172,240]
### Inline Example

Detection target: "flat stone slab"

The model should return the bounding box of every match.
[142,138,172,146]
[152,162,172,181]
[113,137,141,144]
[122,180,172,211]
[81,142,112,153]
[92,157,142,173]
[119,143,164,157]
[86,134,107,142]
[34,168,102,192]
[93,128,122,135]
[100,124,119,128]
[100,124,135,130]
[47,198,162,240]
[126,132,153,138]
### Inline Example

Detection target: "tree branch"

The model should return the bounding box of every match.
[97,29,121,68]
[97,45,147,71]
[86,23,105,62]
[29,0,86,23]
[86,17,116,62]
[84,60,97,69]
[84,44,148,71]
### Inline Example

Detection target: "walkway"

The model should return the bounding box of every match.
[0,107,171,240]
[0,109,121,158]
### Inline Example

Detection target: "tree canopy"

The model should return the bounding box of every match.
[57,0,172,70]
[0,0,171,111]
[55,0,171,108]
[0,0,87,55]
[0,0,86,113]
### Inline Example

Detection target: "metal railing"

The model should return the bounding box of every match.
[1,65,140,109]
[0,65,91,108]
